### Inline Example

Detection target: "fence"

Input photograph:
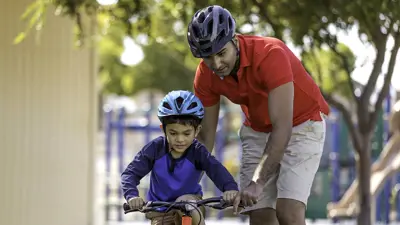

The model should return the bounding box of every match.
[102,92,399,224]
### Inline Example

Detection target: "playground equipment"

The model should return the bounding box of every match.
[324,90,400,223]
[103,106,159,221]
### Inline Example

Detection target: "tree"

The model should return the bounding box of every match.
[16,0,400,224]
[265,1,400,224]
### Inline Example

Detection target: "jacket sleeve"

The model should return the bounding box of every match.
[196,145,239,192]
[121,142,155,201]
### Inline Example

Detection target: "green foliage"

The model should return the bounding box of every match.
[131,42,197,93]
[267,0,400,46]
[14,0,51,44]
[95,3,201,95]
[301,43,355,98]
[16,0,400,98]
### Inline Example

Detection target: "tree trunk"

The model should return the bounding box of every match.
[357,132,373,225]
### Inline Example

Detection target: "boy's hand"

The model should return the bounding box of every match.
[223,190,238,204]
[128,196,145,210]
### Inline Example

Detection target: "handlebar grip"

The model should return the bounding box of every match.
[123,203,131,211]
[123,202,148,213]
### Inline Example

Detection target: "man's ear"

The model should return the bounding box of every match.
[195,125,202,137]
[159,124,163,131]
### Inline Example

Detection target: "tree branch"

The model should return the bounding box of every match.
[322,92,362,152]
[356,1,384,44]
[360,36,389,107]
[369,32,400,129]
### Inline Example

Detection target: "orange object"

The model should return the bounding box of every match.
[181,215,192,225]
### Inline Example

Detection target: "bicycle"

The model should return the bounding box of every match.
[123,196,245,225]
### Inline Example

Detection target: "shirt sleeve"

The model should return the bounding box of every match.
[120,142,155,201]
[193,64,220,107]
[195,145,239,192]
[259,47,294,93]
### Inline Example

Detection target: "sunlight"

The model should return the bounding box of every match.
[336,24,400,91]
[96,0,118,6]
[120,36,144,66]
[285,23,400,91]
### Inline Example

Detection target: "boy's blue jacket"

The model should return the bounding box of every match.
[121,136,239,202]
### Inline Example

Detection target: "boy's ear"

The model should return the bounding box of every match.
[195,125,202,137]
[159,124,163,131]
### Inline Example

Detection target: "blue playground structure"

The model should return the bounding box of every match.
[321,90,400,224]
[103,89,399,223]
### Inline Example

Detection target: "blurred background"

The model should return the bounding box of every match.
[1,0,400,225]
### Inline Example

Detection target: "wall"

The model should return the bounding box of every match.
[0,1,97,225]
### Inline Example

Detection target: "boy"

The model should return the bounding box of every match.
[121,90,239,225]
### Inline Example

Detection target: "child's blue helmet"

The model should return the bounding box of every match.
[157,90,204,121]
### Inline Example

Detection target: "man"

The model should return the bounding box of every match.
[187,5,330,225]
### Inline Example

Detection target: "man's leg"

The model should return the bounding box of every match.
[238,125,279,225]
[249,208,279,225]
[276,199,306,225]
[275,119,326,225]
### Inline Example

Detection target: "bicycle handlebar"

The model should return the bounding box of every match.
[123,196,243,214]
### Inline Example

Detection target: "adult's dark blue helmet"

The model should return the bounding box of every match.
[187,5,236,58]
[157,90,204,122]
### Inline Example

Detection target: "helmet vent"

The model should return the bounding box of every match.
[216,32,224,42]
[192,26,200,38]
[187,102,198,110]
[199,39,210,45]
[219,14,224,24]
[176,97,184,108]
[198,12,206,23]
[207,21,213,35]
[207,6,214,12]
[162,102,172,110]
[204,46,212,53]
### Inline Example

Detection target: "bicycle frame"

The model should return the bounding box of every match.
[181,215,192,225]
[177,203,196,225]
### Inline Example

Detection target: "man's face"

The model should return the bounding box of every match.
[202,41,237,77]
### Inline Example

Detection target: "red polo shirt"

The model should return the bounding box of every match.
[194,34,330,133]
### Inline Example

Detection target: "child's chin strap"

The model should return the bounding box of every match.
[168,146,177,173]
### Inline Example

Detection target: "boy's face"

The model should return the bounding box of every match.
[165,123,201,154]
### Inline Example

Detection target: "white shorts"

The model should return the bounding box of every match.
[238,117,326,213]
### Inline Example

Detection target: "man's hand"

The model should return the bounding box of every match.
[232,181,264,214]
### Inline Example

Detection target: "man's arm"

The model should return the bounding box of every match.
[253,82,294,185]
[197,103,220,153]
[196,145,239,192]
